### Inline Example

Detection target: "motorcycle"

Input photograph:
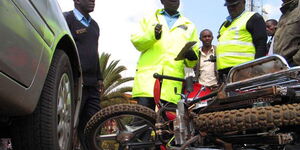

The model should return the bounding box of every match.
[84,54,300,150]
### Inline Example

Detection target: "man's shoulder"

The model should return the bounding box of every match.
[91,19,99,28]
[63,10,73,18]
[201,45,217,50]
[253,12,263,18]
[90,19,100,33]
[248,12,264,21]
[246,12,265,27]
[136,9,161,25]
[179,15,193,24]
[178,15,197,30]
[145,9,161,19]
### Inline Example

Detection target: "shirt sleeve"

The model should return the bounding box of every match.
[246,13,268,59]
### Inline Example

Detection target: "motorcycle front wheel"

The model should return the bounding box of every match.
[84,104,157,150]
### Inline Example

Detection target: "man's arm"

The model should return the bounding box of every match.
[130,16,158,52]
[184,25,200,68]
[246,13,268,58]
[94,23,103,90]
[96,59,104,92]
[96,59,103,81]
[217,21,226,39]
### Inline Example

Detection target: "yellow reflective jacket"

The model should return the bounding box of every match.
[131,9,200,104]
[217,11,256,70]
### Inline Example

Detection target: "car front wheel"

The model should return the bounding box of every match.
[12,49,75,150]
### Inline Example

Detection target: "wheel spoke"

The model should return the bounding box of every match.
[87,105,157,150]
[96,133,118,141]
[131,124,150,134]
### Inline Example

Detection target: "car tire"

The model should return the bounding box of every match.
[11,49,75,150]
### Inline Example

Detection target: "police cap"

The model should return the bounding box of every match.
[224,0,242,6]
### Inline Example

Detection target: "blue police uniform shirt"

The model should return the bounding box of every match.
[226,10,246,22]
[160,10,180,29]
[73,8,92,27]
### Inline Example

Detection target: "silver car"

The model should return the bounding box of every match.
[0,0,82,150]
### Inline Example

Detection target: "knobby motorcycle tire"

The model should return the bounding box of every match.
[84,104,157,149]
[194,103,300,133]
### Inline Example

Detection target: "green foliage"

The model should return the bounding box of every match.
[99,53,134,108]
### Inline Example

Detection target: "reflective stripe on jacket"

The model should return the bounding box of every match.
[217,11,256,70]
[131,9,200,104]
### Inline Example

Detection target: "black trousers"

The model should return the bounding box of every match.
[134,97,156,110]
[134,97,175,110]
[218,67,231,84]
[78,85,101,150]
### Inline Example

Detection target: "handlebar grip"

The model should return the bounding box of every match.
[153,73,185,82]
[185,76,194,93]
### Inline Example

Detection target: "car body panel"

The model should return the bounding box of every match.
[11,0,55,47]
[0,0,45,87]
[0,0,82,116]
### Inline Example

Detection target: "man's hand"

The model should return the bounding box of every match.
[154,24,162,40]
[98,80,104,95]
[184,49,198,61]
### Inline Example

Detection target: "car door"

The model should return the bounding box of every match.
[0,0,52,87]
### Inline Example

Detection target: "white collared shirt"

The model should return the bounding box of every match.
[198,46,218,87]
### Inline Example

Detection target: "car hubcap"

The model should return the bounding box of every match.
[57,73,72,150]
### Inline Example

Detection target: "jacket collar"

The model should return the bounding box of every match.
[280,0,298,14]
[155,9,191,28]
[160,9,180,18]
[226,10,246,22]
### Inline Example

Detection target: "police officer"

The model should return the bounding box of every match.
[131,0,200,109]
[217,0,267,83]
[63,0,103,149]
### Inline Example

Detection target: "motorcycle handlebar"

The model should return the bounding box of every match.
[153,73,194,93]
[189,91,218,105]
[153,73,218,103]
[153,73,185,82]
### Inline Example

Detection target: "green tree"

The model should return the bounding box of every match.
[99,53,134,108]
